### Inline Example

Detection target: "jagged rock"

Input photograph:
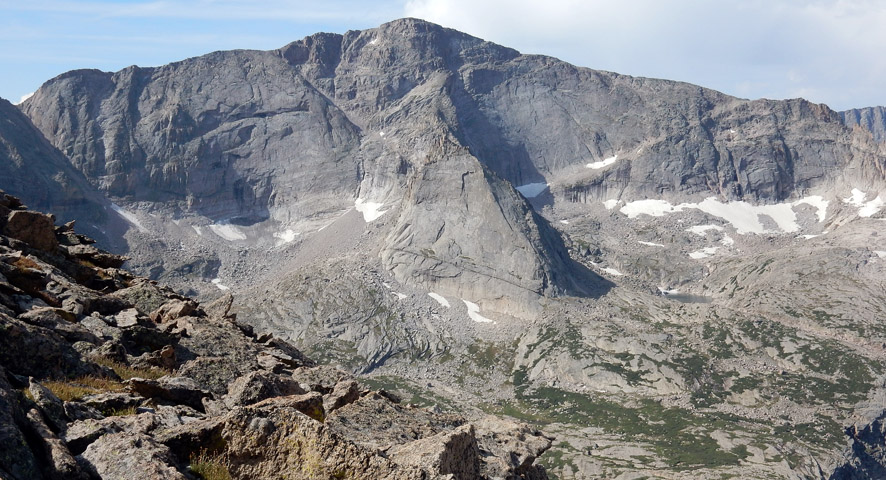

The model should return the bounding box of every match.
[63,244,127,269]
[62,401,103,422]
[326,392,465,451]
[24,407,88,479]
[0,312,97,379]
[389,424,481,479]
[252,392,326,422]
[219,403,424,479]
[128,376,210,412]
[0,367,41,480]
[79,432,187,480]
[149,299,197,324]
[111,307,142,328]
[291,365,351,394]
[111,280,173,316]
[204,292,234,320]
[87,340,128,364]
[19,307,98,344]
[262,337,315,368]
[28,378,68,433]
[323,379,361,413]
[80,392,144,414]
[131,344,176,371]
[3,210,58,252]
[473,416,553,479]
[222,371,305,409]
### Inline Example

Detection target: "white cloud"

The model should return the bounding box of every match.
[15,92,33,104]
[404,0,886,109]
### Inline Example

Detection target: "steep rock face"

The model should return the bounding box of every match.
[0,98,106,226]
[21,54,363,224]
[382,137,602,317]
[842,106,886,144]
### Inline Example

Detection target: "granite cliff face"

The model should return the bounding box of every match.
[0,99,107,231]
[19,19,885,314]
[842,106,886,144]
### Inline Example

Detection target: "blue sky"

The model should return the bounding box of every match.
[2,0,884,111]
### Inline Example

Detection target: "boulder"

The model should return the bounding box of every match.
[128,376,210,412]
[24,408,87,479]
[79,432,187,480]
[3,210,58,252]
[28,378,68,433]
[223,371,305,409]
[0,367,41,480]
[322,379,361,414]
[150,300,197,324]
[389,424,481,480]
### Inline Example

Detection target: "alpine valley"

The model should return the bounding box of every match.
[4,18,886,479]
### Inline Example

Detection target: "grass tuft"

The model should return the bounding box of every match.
[190,449,233,480]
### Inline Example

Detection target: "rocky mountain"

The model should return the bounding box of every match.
[6,17,886,479]
[0,190,551,479]
[842,106,886,144]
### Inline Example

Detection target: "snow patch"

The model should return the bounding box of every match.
[111,204,148,233]
[515,182,549,198]
[393,292,407,300]
[843,189,884,217]
[860,196,884,217]
[368,37,378,45]
[874,251,886,258]
[192,226,203,236]
[211,279,230,291]
[638,241,665,247]
[603,199,620,210]
[721,235,735,246]
[844,188,867,206]
[355,198,388,222]
[800,234,819,239]
[586,155,618,169]
[620,199,679,217]
[658,287,680,295]
[689,247,719,259]
[273,229,298,245]
[209,224,247,241]
[795,196,829,222]
[428,293,450,308]
[379,131,385,137]
[602,267,623,276]
[559,220,570,225]
[620,196,829,234]
[462,299,493,323]
[686,225,724,236]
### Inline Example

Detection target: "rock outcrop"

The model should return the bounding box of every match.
[0,191,551,479]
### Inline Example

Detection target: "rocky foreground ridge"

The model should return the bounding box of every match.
[0,190,551,480]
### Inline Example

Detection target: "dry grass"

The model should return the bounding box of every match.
[92,357,168,380]
[190,449,233,480]
[13,256,41,271]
